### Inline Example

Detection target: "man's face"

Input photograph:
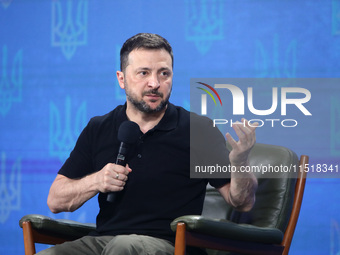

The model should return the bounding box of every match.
[117,48,173,114]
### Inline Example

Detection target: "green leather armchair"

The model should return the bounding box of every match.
[19,143,308,255]
[172,143,308,255]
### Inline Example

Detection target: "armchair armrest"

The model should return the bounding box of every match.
[19,214,96,240]
[171,215,283,244]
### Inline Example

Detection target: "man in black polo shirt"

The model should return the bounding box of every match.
[41,33,258,255]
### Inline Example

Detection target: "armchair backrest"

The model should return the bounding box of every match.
[202,143,299,233]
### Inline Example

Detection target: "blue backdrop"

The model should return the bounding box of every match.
[1,0,340,254]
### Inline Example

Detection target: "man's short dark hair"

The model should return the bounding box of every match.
[120,33,174,72]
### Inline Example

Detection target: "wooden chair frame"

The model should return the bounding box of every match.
[21,220,79,255]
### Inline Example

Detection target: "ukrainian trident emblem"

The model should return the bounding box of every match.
[49,96,87,162]
[51,0,89,60]
[0,45,23,116]
[0,152,21,223]
[185,0,224,55]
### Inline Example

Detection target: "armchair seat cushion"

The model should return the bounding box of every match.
[171,215,284,244]
[19,214,96,240]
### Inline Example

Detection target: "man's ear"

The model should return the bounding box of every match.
[116,71,125,89]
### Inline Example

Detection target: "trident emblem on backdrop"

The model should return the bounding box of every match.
[185,0,224,55]
[0,152,21,223]
[51,0,89,60]
[0,45,23,116]
[49,96,87,162]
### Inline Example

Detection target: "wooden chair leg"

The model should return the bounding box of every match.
[174,222,186,255]
[281,155,308,255]
[22,221,36,255]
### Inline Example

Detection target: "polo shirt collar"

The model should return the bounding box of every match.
[115,103,129,128]
[115,103,178,132]
[153,103,177,131]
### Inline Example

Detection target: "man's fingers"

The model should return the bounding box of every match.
[126,164,133,173]
[231,119,257,143]
[233,123,247,139]
[100,163,132,193]
[226,119,257,152]
[242,118,259,131]
[226,119,258,167]
[226,132,237,149]
[113,164,131,176]
[231,123,252,146]
[114,172,128,182]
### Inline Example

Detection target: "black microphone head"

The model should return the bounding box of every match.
[118,121,140,144]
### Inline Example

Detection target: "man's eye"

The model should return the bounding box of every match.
[138,71,148,77]
[161,71,169,76]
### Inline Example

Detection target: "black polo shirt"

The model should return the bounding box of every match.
[59,103,230,243]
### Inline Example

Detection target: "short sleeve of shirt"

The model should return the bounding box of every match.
[58,120,94,179]
[190,113,231,189]
[206,127,231,188]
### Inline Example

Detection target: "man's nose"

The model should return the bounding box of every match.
[147,74,160,89]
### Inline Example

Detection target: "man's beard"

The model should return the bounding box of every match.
[125,84,171,114]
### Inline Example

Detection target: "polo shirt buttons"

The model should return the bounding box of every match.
[137,137,143,159]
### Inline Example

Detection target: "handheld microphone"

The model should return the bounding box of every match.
[107,120,140,202]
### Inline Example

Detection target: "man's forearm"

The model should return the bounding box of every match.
[47,173,98,213]
[218,166,258,212]
[47,163,130,213]
[228,167,258,211]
